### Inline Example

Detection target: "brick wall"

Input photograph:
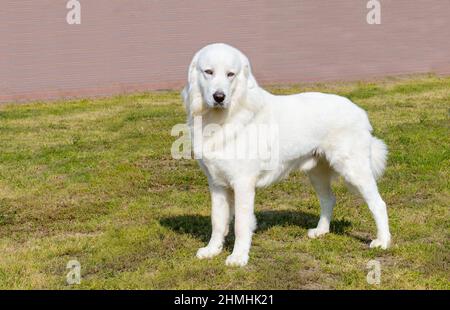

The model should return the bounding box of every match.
[1,0,449,102]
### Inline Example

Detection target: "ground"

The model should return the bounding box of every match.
[0,74,448,289]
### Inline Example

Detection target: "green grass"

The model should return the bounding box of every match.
[0,74,449,289]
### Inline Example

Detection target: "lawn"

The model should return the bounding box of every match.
[0,74,448,289]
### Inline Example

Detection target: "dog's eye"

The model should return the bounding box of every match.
[204,69,213,75]
[227,72,235,78]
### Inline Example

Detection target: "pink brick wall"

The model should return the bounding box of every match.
[1,0,449,102]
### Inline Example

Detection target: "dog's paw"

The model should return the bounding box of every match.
[225,253,249,267]
[369,238,391,249]
[307,228,329,239]
[196,246,222,259]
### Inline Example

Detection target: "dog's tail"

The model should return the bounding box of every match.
[370,136,388,180]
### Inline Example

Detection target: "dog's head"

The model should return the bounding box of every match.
[182,43,257,116]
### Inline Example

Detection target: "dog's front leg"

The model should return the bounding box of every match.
[225,179,256,267]
[197,184,233,259]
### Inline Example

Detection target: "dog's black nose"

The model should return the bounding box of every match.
[213,91,225,104]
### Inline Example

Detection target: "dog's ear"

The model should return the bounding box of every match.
[182,51,199,104]
[240,53,257,90]
[182,51,203,117]
[187,51,200,89]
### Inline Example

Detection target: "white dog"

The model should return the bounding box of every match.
[182,43,391,267]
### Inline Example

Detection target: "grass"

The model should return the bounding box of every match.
[0,74,449,289]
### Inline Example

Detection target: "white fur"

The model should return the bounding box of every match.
[182,43,391,267]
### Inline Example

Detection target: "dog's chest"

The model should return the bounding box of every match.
[199,156,255,187]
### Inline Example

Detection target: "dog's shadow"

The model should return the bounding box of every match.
[160,210,356,250]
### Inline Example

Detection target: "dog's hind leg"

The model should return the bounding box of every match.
[307,161,336,238]
[332,156,391,249]
[197,184,233,259]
